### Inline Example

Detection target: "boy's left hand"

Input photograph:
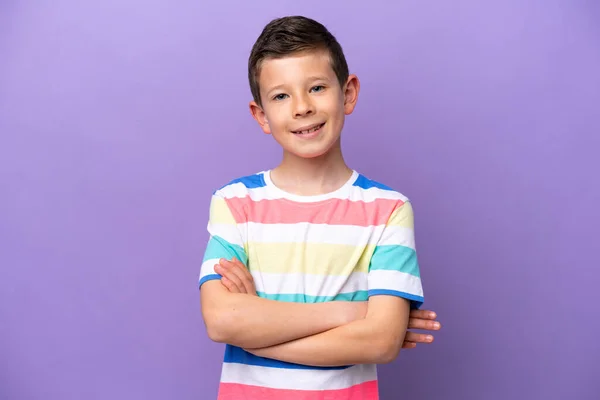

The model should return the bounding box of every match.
[402,309,441,349]
[214,258,257,295]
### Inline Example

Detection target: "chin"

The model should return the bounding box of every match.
[287,142,340,160]
[293,150,329,159]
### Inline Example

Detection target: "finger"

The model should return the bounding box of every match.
[220,276,241,293]
[222,274,245,293]
[402,341,417,349]
[404,331,434,344]
[407,318,441,331]
[409,309,438,320]
[231,258,255,285]
[215,264,239,287]
[217,261,247,293]
[223,258,255,295]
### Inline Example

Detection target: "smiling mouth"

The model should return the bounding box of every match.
[292,123,325,135]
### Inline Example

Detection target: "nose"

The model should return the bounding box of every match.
[293,93,314,118]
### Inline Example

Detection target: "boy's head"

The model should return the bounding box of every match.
[248,16,349,108]
[248,16,360,160]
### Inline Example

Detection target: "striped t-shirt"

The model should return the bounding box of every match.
[199,169,424,400]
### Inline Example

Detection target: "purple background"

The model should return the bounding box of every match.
[1,1,598,399]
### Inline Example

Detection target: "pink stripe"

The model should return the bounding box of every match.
[218,380,379,400]
[225,197,402,226]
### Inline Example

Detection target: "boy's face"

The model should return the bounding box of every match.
[249,49,359,160]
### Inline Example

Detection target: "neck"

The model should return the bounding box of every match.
[271,140,353,196]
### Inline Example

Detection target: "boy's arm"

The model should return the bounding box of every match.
[246,294,410,366]
[245,200,425,366]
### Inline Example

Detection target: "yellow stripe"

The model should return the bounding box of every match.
[248,242,376,275]
[387,201,414,228]
[209,196,236,225]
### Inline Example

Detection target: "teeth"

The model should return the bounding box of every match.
[296,124,322,134]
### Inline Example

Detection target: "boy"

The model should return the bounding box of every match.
[199,15,441,400]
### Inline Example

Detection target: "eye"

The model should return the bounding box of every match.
[311,85,325,93]
[273,93,288,101]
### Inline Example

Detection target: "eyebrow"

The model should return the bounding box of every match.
[306,75,331,82]
[265,84,286,96]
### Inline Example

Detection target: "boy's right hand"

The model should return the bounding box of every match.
[214,258,257,295]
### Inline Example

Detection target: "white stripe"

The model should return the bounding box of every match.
[368,270,423,297]
[199,259,219,280]
[220,362,377,390]
[219,180,408,203]
[208,223,245,247]
[243,222,414,249]
[252,271,368,297]
[378,225,415,249]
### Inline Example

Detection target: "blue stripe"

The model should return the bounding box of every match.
[369,245,420,277]
[223,345,351,370]
[202,236,248,265]
[199,274,221,287]
[218,173,266,190]
[368,289,424,309]
[352,174,394,191]
[256,290,368,303]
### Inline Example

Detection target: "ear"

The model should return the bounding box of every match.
[249,101,271,134]
[342,74,360,115]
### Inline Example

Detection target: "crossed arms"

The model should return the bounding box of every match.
[200,258,439,367]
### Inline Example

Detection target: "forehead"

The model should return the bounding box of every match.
[258,50,337,88]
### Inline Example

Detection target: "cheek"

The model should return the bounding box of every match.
[263,107,285,126]
[320,94,345,116]
[267,115,286,130]
[324,105,345,126]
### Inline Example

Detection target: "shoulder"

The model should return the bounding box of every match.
[212,171,268,199]
[208,171,267,221]
[352,172,415,227]
[351,171,411,204]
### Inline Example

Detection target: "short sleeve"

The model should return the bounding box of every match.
[367,200,424,309]
[198,192,248,289]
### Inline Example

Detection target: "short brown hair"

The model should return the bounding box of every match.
[248,16,349,107]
